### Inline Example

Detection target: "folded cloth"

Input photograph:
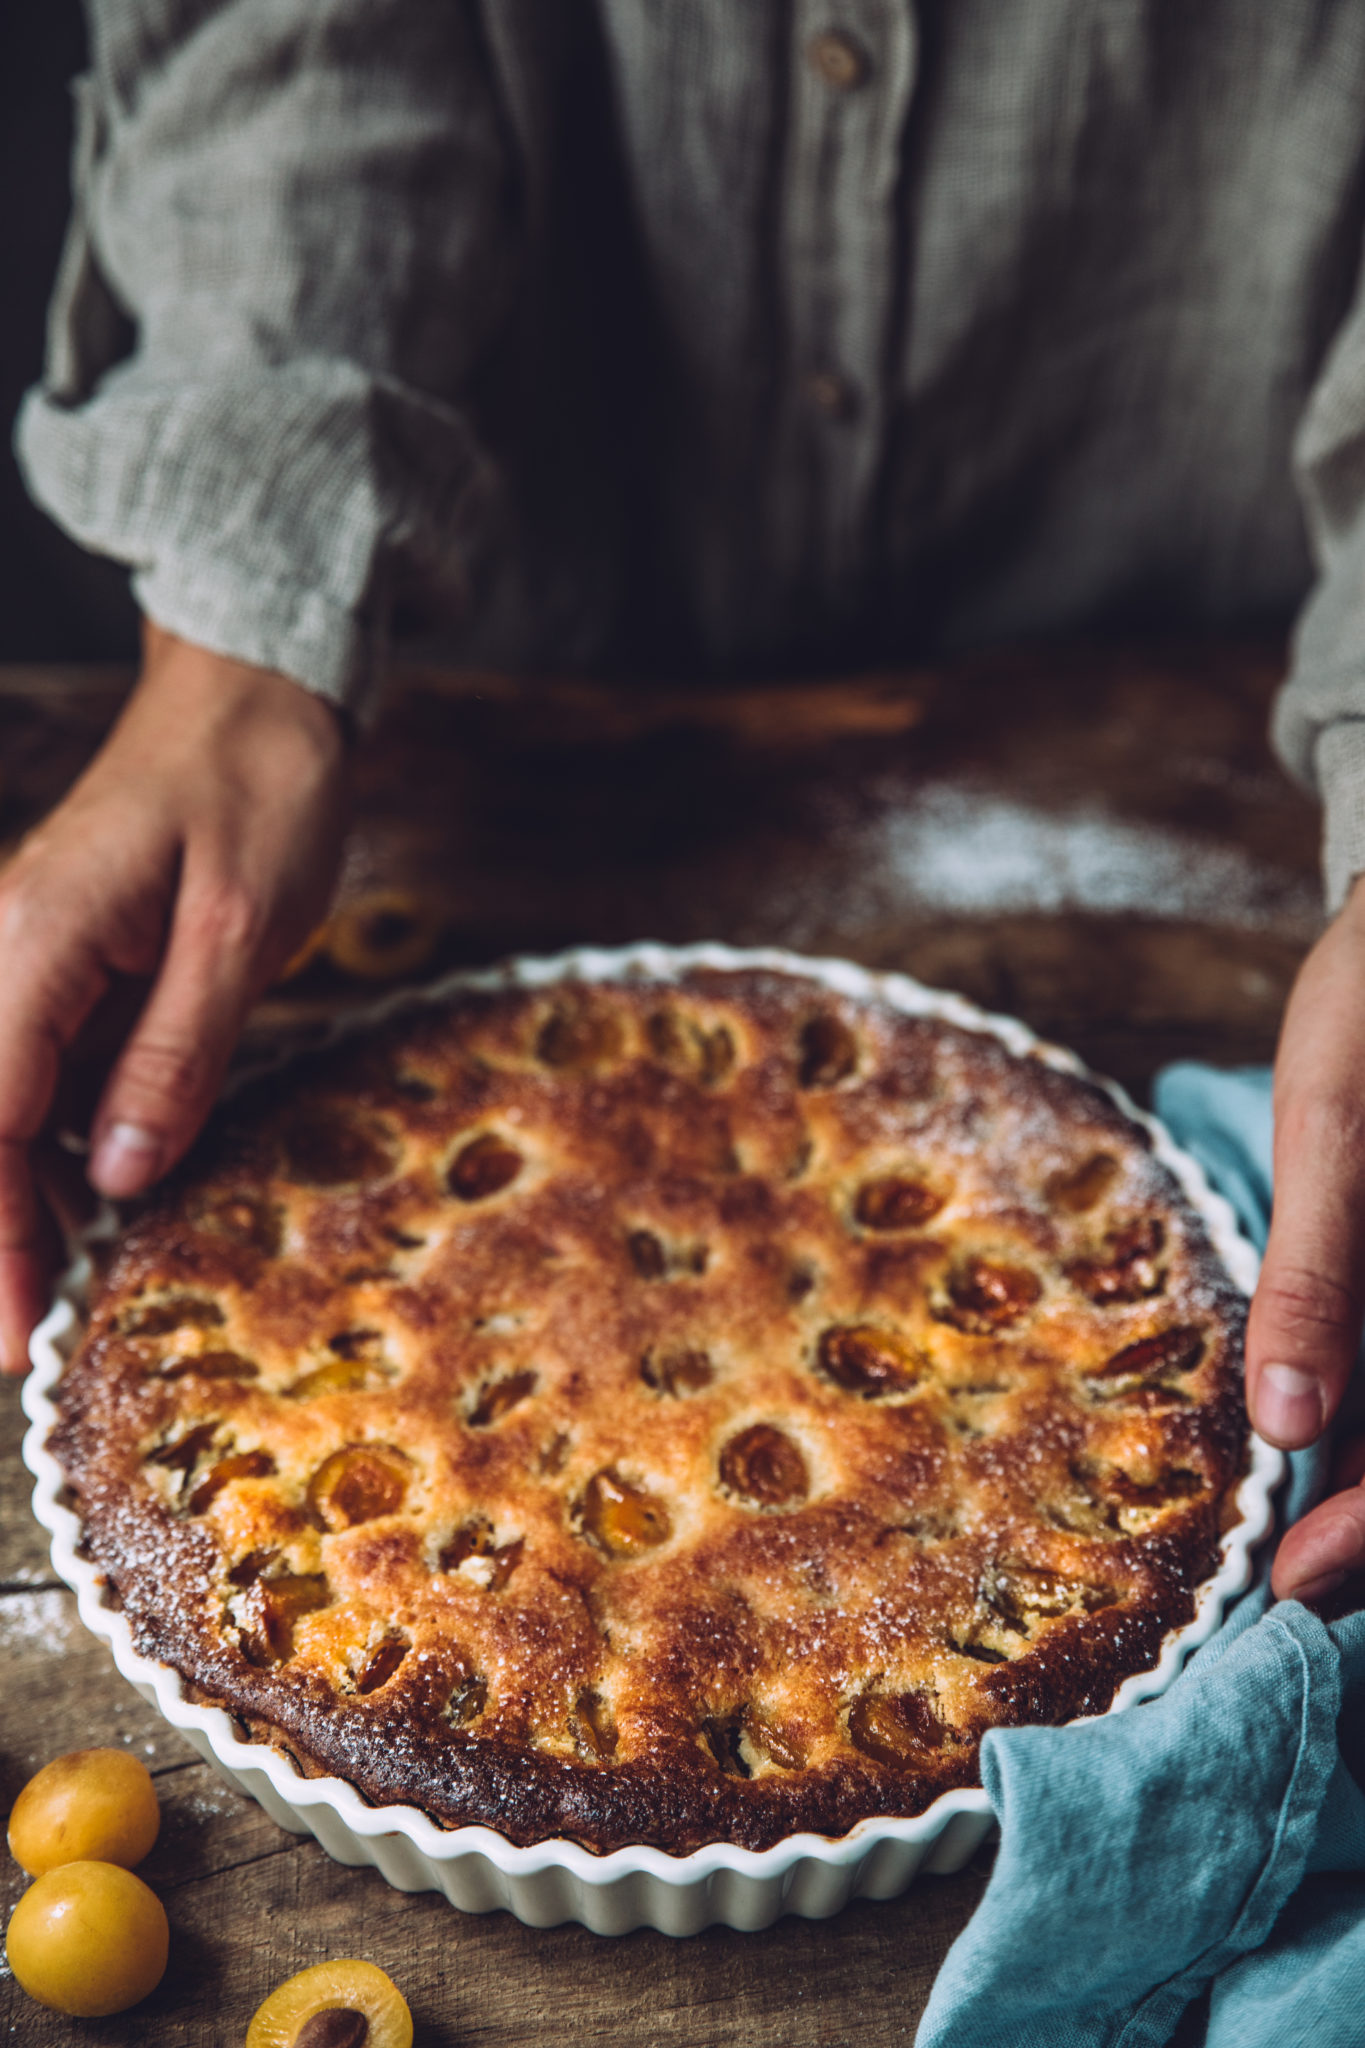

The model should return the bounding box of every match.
[916,1066,1365,2048]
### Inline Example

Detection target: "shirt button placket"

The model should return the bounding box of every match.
[774,5,918,603]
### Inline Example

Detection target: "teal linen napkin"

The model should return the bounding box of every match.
[916,1067,1365,2048]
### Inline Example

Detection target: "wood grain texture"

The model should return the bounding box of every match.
[0,644,1317,2042]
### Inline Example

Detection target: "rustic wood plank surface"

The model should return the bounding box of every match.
[0,643,1320,2044]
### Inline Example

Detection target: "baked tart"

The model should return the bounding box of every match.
[49,966,1250,1854]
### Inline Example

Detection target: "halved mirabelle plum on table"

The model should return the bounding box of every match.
[246,1959,413,2048]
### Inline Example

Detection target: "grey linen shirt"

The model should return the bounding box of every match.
[18,2,1365,903]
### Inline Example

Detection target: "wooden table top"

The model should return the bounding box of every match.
[0,643,1319,2044]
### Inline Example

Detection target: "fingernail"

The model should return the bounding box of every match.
[1289,1570,1348,1607]
[90,1122,161,1197]
[1254,1362,1326,1447]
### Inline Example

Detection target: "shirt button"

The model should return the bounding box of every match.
[807,29,871,91]
[805,371,857,419]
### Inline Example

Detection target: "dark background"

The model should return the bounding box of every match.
[1,4,138,662]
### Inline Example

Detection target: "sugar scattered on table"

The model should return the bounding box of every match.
[750,775,1321,941]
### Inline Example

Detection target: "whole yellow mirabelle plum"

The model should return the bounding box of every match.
[6,1860,169,2016]
[8,1746,161,1874]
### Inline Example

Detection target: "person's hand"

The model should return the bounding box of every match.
[1248,876,1365,1601]
[0,622,347,1374]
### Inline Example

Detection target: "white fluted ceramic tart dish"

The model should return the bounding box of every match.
[23,945,1281,1933]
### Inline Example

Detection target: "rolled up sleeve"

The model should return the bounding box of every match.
[15,0,518,718]
[1275,242,1365,909]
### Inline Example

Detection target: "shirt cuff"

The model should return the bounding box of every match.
[14,360,502,720]
[1315,718,1365,913]
[131,554,381,720]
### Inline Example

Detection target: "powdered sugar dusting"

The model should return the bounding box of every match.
[879,785,1315,922]
[757,778,1321,941]
[178,1778,239,1822]
[0,1587,79,1654]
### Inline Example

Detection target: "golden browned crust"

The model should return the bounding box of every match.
[51,969,1249,1854]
